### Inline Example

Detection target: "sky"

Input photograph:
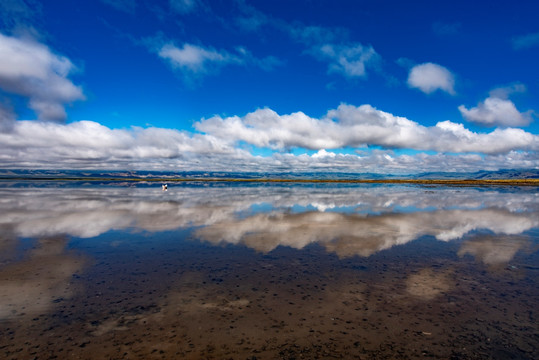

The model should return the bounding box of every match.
[0,0,538,173]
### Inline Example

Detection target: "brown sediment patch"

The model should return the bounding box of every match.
[91,316,137,336]
[405,268,452,300]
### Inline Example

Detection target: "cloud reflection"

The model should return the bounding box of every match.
[195,209,538,257]
[0,236,86,319]
[0,184,537,260]
[458,235,530,266]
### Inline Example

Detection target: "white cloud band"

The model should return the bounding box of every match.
[0,104,537,172]
[196,104,538,154]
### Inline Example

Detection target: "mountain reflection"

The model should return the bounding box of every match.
[0,184,537,260]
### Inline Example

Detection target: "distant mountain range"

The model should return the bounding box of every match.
[0,168,537,180]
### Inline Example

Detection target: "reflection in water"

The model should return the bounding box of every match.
[0,182,538,358]
[1,184,537,259]
[0,236,85,319]
[195,208,537,256]
[458,234,531,266]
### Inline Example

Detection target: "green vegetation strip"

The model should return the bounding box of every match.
[1,177,538,186]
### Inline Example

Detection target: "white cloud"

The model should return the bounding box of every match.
[158,43,238,74]
[196,104,538,154]
[316,43,380,78]
[230,3,381,81]
[0,104,537,172]
[233,46,282,71]
[273,150,538,174]
[512,32,539,50]
[407,62,455,95]
[232,3,380,80]
[312,149,336,159]
[488,83,527,99]
[288,24,380,80]
[156,42,280,80]
[0,33,84,121]
[459,85,533,127]
[458,98,532,127]
[0,119,244,169]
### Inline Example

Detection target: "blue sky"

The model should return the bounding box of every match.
[0,0,538,172]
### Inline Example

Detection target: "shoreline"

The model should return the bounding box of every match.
[1,177,538,186]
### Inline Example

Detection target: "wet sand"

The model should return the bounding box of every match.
[1,233,538,359]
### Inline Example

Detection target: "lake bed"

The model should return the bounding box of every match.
[0,182,538,359]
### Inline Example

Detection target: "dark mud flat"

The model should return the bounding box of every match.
[0,183,538,359]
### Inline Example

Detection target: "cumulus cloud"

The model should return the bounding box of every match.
[459,85,533,127]
[0,103,537,171]
[196,104,539,154]
[407,62,455,95]
[458,98,532,127]
[0,33,84,121]
[512,32,539,50]
[0,119,246,169]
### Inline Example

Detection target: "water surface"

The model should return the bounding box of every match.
[0,182,538,359]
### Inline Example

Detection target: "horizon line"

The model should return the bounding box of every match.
[1,176,538,186]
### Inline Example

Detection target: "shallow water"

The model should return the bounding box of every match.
[0,182,538,359]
